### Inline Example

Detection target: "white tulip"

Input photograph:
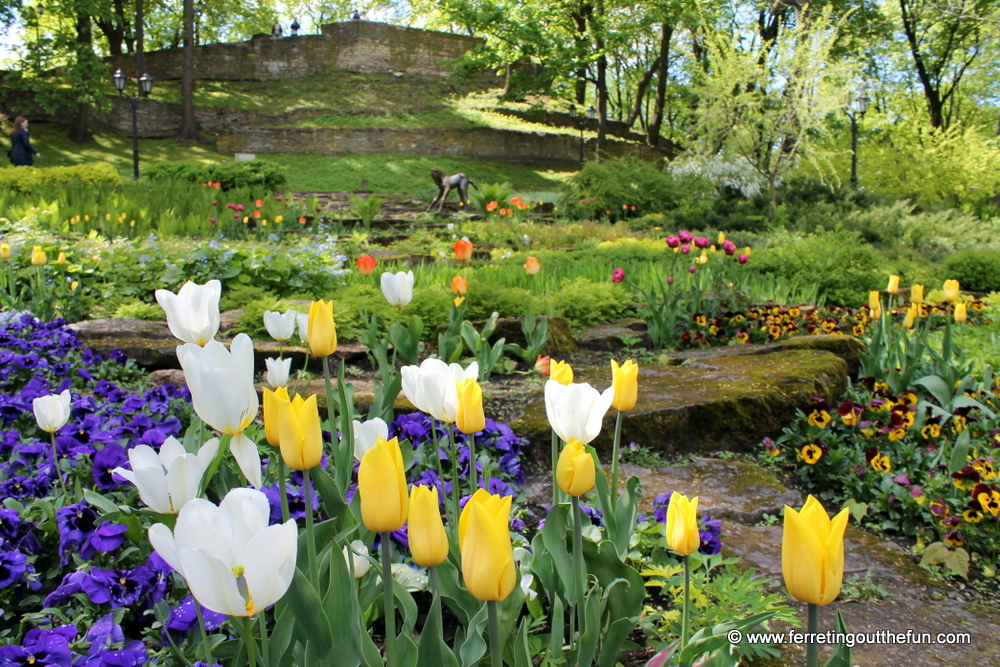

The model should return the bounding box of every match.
[177,334,261,488]
[113,436,219,514]
[380,270,414,307]
[544,380,615,444]
[155,279,222,346]
[343,539,370,578]
[400,358,479,423]
[296,312,310,344]
[352,417,388,461]
[149,488,297,617]
[32,389,72,433]
[263,309,298,342]
[520,573,538,601]
[265,357,292,388]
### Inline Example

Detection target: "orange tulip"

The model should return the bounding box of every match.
[356,255,377,276]
[454,239,474,261]
[451,276,468,295]
[524,257,540,276]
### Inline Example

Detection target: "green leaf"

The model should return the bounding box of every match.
[540,503,576,602]
[948,429,972,474]
[511,617,533,667]
[82,489,121,515]
[576,583,605,667]
[416,592,459,667]
[284,568,333,661]
[456,601,489,667]
[822,610,852,667]
[913,375,953,410]
[323,538,363,667]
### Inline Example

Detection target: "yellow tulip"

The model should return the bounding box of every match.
[867,290,880,312]
[455,378,485,435]
[550,359,573,386]
[358,437,408,533]
[902,306,916,330]
[277,393,323,471]
[943,279,960,303]
[666,493,700,556]
[308,299,337,357]
[886,275,899,294]
[263,386,290,447]
[56,252,68,265]
[460,490,516,601]
[954,302,967,323]
[30,246,46,266]
[0,243,9,259]
[717,232,726,245]
[70,281,79,292]
[782,495,849,606]
[408,485,448,567]
[910,284,924,305]
[610,359,638,411]
[556,438,595,496]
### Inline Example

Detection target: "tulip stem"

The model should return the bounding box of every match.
[381,532,397,667]
[610,410,623,500]
[49,433,70,499]
[571,495,585,653]
[448,427,461,541]
[277,458,290,524]
[806,603,819,667]
[468,432,478,491]
[194,598,215,667]
[681,555,691,655]
[302,468,319,589]
[243,615,257,667]
[259,611,269,665]
[430,566,444,645]
[550,430,560,506]
[321,354,336,443]
[487,601,502,667]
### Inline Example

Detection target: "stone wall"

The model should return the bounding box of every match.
[109,21,482,81]
[216,126,670,166]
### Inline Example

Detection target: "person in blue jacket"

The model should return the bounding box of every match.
[9,116,40,166]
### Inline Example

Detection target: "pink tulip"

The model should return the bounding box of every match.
[678,230,693,243]
[667,276,675,285]
[688,266,697,273]
[723,240,737,255]
[665,236,680,248]
[681,244,691,254]
[612,268,625,283]
[738,254,749,264]
[694,236,710,248]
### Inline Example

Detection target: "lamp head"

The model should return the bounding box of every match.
[854,90,870,116]
[139,73,153,96]
[112,69,127,92]
[587,106,596,120]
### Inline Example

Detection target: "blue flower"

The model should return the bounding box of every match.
[91,444,128,490]
[0,626,77,667]
[163,595,225,643]
[698,530,722,556]
[80,567,154,609]
[0,550,27,588]
[80,523,129,560]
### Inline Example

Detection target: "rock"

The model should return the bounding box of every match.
[149,369,186,388]
[460,316,576,356]
[219,309,244,333]
[512,348,848,456]
[576,319,651,352]
[615,458,803,523]
[69,318,171,340]
[667,334,865,378]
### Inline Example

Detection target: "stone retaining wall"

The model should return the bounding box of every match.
[216,126,670,166]
[109,21,482,81]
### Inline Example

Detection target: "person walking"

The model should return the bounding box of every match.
[8,116,40,166]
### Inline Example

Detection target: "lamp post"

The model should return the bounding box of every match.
[847,89,870,188]
[569,105,596,167]
[113,69,154,180]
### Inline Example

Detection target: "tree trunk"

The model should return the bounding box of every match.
[625,53,661,129]
[898,0,944,128]
[68,12,93,144]
[647,23,673,147]
[135,0,145,82]
[176,0,205,142]
[592,0,608,160]
[572,6,589,104]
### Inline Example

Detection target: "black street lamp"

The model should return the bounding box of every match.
[569,104,596,166]
[113,69,154,180]
[847,89,870,188]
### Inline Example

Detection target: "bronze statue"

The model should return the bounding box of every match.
[427,166,479,214]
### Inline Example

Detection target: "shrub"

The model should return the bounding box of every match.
[546,277,637,329]
[944,249,1000,292]
[561,156,678,220]
[0,164,122,192]
[113,301,166,321]
[144,159,286,191]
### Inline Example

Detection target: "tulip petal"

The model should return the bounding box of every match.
[229,432,262,489]
[243,521,298,612]
[180,548,248,616]
[149,523,182,575]
[782,505,826,605]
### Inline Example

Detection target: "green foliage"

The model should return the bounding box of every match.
[112,300,166,321]
[472,181,514,211]
[561,157,678,220]
[0,164,122,192]
[944,249,1000,292]
[548,277,636,329]
[349,195,383,228]
[751,230,884,305]
[144,159,287,191]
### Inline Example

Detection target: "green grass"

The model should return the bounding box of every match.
[23,124,573,194]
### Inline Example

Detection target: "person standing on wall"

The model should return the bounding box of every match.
[290,18,301,36]
[272,20,283,38]
[8,116,40,166]
[352,10,361,20]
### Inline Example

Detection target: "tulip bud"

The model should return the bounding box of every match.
[954,302,967,323]
[534,355,550,376]
[56,252,68,265]
[155,280,222,346]
[358,437,409,533]
[344,540,370,577]
[70,281,79,292]
[307,300,337,357]
[296,313,310,344]
[886,275,899,294]
[265,356,292,389]
[717,232,726,245]
[868,290,881,312]
[30,245,46,266]
[352,417,389,461]
[263,386,290,447]
[550,360,573,386]
[524,256,540,275]
[455,378,485,434]
[782,495,849,605]
[665,493,700,556]
[381,270,414,308]
[459,489,516,601]
[454,238,474,261]
[943,279,960,303]
[902,306,916,330]
[0,243,10,259]
[277,394,323,471]
[556,438,595,496]
[32,389,72,433]
[611,359,639,412]
[409,485,449,567]
[451,275,468,295]
[910,284,924,305]
[263,309,297,342]
[356,255,377,275]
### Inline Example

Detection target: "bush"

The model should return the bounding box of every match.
[561,157,678,220]
[0,164,122,192]
[944,249,1000,292]
[546,277,637,329]
[144,159,286,191]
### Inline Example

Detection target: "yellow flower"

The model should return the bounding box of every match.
[263,386,290,448]
[954,302,967,323]
[886,275,899,294]
[868,290,880,312]
[610,359,639,412]
[556,438,595,497]
[358,437,409,533]
[277,393,323,471]
[70,281,79,291]
[307,299,337,357]
[902,306,916,329]
[870,453,891,473]
[453,296,465,307]
[910,284,924,305]
[943,279,960,303]
[0,243,9,259]
[782,495,849,606]
[56,252,67,265]
[665,493,700,556]
[717,232,726,245]
[459,489,516,601]
[30,246,46,266]
[455,378,486,435]
[550,359,573,385]
[408,485,448,567]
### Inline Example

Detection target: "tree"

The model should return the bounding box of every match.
[176,0,206,142]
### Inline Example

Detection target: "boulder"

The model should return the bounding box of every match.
[576,318,651,352]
